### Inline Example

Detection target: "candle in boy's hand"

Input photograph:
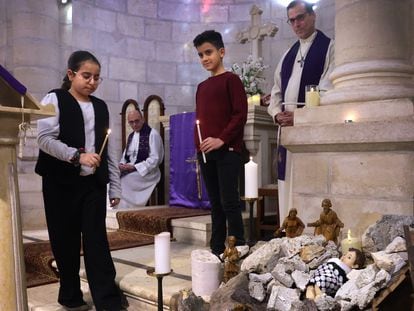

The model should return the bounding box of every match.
[244,157,258,198]
[196,120,207,163]
[154,232,171,274]
[98,129,111,157]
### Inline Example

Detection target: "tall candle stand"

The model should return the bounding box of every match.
[147,268,173,311]
[241,196,258,246]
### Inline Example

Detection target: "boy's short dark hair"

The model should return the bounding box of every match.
[287,1,314,14]
[193,30,224,49]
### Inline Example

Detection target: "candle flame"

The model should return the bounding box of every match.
[347,229,351,241]
[107,129,112,135]
[196,120,200,125]
[250,156,253,161]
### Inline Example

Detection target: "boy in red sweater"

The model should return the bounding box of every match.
[193,30,248,256]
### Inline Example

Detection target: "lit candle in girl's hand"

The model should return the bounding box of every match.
[196,120,207,163]
[98,129,111,157]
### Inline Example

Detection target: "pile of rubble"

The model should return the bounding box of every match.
[178,215,412,311]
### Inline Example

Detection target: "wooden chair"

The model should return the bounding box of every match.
[120,96,165,206]
[255,184,279,239]
[142,95,165,205]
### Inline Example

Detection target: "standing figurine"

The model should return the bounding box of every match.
[306,248,365,299]
[222,236,240,283]
[307,199,344,243]
[275,208,305,238]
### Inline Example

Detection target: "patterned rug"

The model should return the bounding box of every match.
[25,207,210,288]
[25,231,154,288]
[116,206,211,235]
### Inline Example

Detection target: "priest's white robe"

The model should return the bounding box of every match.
[118,129,164,208]
[268,31,335,222]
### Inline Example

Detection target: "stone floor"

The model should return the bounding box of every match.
[25,228,209,311]
[24,207,255,311]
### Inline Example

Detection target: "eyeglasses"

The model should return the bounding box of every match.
[287,12,308,25]
[128,119,143,126]
[73,71,103,83]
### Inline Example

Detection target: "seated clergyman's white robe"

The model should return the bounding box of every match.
[119,129,164,208]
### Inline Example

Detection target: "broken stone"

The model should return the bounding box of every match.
[267,285,300,311]
[240,238,282,273]
[385,236,406,253]
[271,263,294,288]
[248,280,266,302]
[300,244,325,263]
[248,272,273,284]
[362,215,414,252]
[371,250,406,273]
[291,270,311,291]
[314,294,340,311]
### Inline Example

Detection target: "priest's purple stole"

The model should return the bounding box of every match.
[169,112,210,209]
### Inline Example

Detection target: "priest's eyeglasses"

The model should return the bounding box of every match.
[73,71,103,84]
[128,118,143,125]
[287,12,308,25]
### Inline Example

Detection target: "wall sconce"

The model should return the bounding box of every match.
[344,119,353,123]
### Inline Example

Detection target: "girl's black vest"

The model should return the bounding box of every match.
[35,89,109,185]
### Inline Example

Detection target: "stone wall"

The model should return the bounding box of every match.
[0,0,336,229]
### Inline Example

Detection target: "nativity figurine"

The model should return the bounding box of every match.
[222,235,240,283]
[275,208,305,238]
[307,198,344,243]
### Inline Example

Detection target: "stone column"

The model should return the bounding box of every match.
[281,0,414,235]
[323,0,414,105]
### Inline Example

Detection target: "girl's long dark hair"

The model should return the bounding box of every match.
[61,50,101,90]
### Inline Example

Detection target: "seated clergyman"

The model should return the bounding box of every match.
[118,107,164,208]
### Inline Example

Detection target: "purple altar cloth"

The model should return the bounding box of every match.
[0,64,27,95]
[169,112,210,209]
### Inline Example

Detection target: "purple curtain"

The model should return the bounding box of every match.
[169,112,210,209]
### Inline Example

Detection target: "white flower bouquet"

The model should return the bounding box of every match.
[230,55,268,96]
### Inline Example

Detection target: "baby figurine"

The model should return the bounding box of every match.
[306,248,366,299]
[275,208,305,238]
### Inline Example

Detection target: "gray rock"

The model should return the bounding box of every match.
[175,289,209,311]
[371,250,406,274]
[249,272,273,284]
[241,239,283,273]
[271,263,294,288]
[267,286,300,311]
[314,294,340,311]
[362,215,414,252]
[291,270,311,291]
[248,280,266,302]
[385,236,407,253]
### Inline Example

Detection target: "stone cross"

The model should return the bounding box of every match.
[236,5,278,61]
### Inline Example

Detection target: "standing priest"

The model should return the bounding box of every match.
[267,0,334,220]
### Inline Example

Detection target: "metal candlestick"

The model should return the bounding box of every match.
[241,196,258,246]
[147,268,173,311]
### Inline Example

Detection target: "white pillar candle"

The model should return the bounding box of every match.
[340,229,362,252]
[154,232,171,274]
[244,157,258,198]
[305,85,320,107]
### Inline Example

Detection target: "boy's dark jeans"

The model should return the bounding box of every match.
[199,149,245,254]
